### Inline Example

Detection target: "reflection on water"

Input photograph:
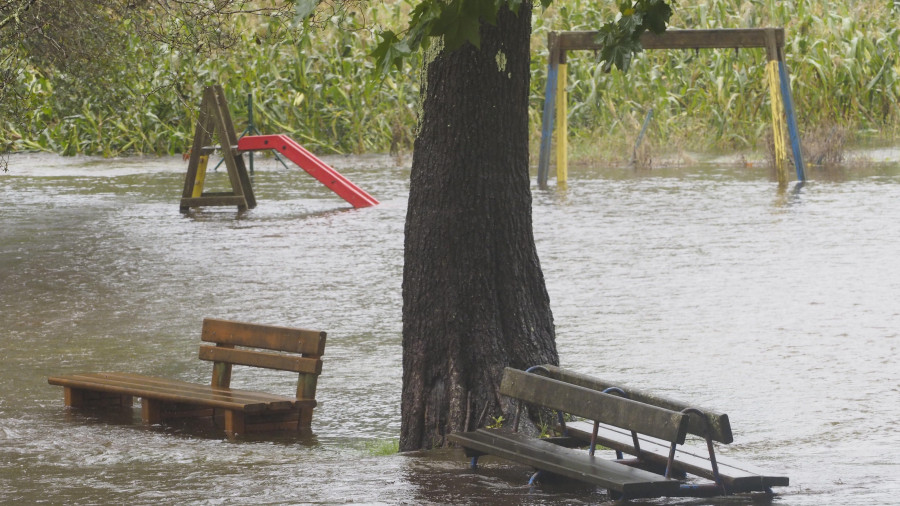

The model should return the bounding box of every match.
[2,153,899,505]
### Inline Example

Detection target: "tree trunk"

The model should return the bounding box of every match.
[400,2,558,452]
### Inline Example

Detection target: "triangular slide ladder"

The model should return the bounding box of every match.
[180,85,256,212]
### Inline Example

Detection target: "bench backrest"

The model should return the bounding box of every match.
[198,318,327,400]
[500,367,689,445]
[538,365,733,444]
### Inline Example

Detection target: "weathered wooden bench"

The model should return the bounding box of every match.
[48,318,326,438]
[448,366,788,500]
[538,365,789,495]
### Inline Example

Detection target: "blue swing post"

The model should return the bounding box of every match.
[537,33,560,189]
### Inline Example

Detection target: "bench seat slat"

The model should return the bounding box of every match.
[51,372,300,406]
[564,420,789,492]
[94,372,300,401]
[501,368,688,444]
[48,372,314,413]
[202,318,326,355]
[448,429,681,499]
[540,365,733,444]
[198,346,322,374]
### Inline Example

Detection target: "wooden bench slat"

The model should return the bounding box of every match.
[448,429,681,499]
[49,375,266,412]
[180,196,247,208]
[540,365,733,444]
[58,372,301,406]
[201,318,326,355]
[564,420,789,492]
[198,346,322,374]
[49,373,279,412]
[48,373,314,413]
[500,368,688,444]
[97,372,298,401]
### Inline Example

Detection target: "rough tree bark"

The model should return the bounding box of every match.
[400,2,558,452]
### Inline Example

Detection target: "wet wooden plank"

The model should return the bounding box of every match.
[198,346,322,374]
[52,372,302,406]
[179,196,247,208]
[48,372,315,413]
[565,421,789,492]
[201,318,326,355]
[449,429,681,498]
[500,368,688,444]
[539,365,733,444]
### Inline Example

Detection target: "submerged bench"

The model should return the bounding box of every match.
[539,365,789,495]
[48,318,326,438]
[448,366,788,500]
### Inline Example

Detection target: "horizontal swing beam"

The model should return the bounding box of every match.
[556,28,785,54]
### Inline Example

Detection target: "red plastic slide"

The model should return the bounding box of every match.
[237,135,379,208]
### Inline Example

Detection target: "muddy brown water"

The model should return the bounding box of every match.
[1,152,899,505]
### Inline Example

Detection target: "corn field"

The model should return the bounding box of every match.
[2,0,898,159]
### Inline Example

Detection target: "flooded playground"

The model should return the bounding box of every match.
[1,152,899,505]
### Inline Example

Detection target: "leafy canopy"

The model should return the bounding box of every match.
[364,0,673,74]
[597,0,673,72]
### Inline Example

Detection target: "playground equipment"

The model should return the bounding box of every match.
[180,85,378,212]
[538,28,807,188]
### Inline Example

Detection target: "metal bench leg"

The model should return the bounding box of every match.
[602,387,631,460]
[470,456,479,469]
[681,407,727,495]
[665,441,678,478]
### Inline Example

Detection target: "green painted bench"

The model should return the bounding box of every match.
[48,318,326,438]
[448,366,788,500]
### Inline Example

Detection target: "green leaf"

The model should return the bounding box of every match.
[294,0,318,21]
[618,10,642,35]
[371,31,411,75]
[372,0,559,73]
[595,0,673,73]
[638,0,674,34]
[429,0,488,50]
[600,36,643,72]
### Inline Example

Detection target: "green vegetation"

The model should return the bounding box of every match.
[363,438,400,456]
[533,0,900,161]
[2,10,420,157]
[2,0,897,160]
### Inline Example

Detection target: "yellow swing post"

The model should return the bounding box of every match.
[556,55,568,184]
[765,30,789,186]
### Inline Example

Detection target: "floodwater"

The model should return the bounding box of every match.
[1,152,899,505]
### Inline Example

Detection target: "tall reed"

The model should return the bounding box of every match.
[530,0,899,159]
[2,0,897,160]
